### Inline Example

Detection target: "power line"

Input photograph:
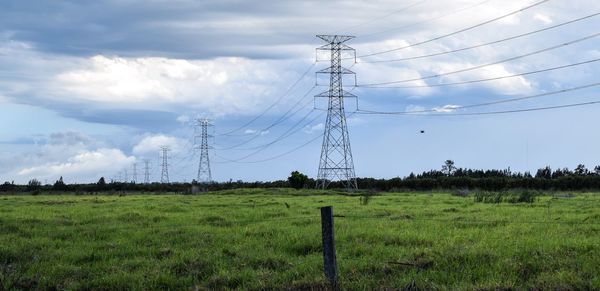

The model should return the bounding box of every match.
[357,82,600,115]
[169,151,199,179]
[214,97,314,150]
[213,112,355,165]
[358,0,494,38]
[357,58,600,89]
[357,100,600,117]
[216,62,316,137]
[214,134,322,164]
[358,32,600,86]
[357,0,551,58]
[332,0,429,34]
[215,85,317,150]
[215,109,319,162]
[359,11,600,63]
[222,107,323,151]
[443,100,600,116]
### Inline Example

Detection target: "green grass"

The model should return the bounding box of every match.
[1,189,600,290]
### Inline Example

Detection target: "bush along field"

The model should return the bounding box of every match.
[1,189,600,290]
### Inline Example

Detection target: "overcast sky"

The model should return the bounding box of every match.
[1,0,599,184]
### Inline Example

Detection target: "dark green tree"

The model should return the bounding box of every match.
[53,176,67,191]
[27,179,42,191]
[442,160,456,176]
[97,177,106,186]
[574,164,588,176]
[288,171,309,190]
[0,181,15,192]
[535,166,552,179]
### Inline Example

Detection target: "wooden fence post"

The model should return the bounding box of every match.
[321,206,338,288]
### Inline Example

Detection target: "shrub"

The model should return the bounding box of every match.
[474,191,537,204]
[452,189,470,197]
[288,171,309,190]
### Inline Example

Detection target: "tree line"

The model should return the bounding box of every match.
[355,160,600,191]
[3,161,600,194]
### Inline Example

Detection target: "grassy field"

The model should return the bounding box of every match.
[1,189,600,290]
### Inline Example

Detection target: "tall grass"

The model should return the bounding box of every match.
[0,190,599,289]
[473,190,539,204]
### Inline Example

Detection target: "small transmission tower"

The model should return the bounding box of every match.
[315,35,358,190]
[143,159,150,184]
[132,162,138,183]
[160,146,170,183]
[195,118,213,183]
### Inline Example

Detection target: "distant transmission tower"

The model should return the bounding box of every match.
[315,35,358,190]
[143,159,150,184]
[132,163,138,183]
[195,118,213,183]
[160,146,170,183]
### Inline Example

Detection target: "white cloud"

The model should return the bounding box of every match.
[132,134,187,156]
[17,148,134,181]
[176,115,191,124]
[47,131,91,146]
[433,63,533,95]
[533,13,553,25]
[0,131,134,183]
[243,129,270,136]
[433,104,460,113]
[355,61,432,97]
[405,105,426,113]
[51,55,298,116]
[56,56,174,102]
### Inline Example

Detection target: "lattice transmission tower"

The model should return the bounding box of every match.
[143,159,150,184]
[160,146,170,183]
[315,35,358,190]
[195,118,213,183]
[132,162,138,183]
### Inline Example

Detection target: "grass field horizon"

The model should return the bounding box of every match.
[2,189,600,290]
